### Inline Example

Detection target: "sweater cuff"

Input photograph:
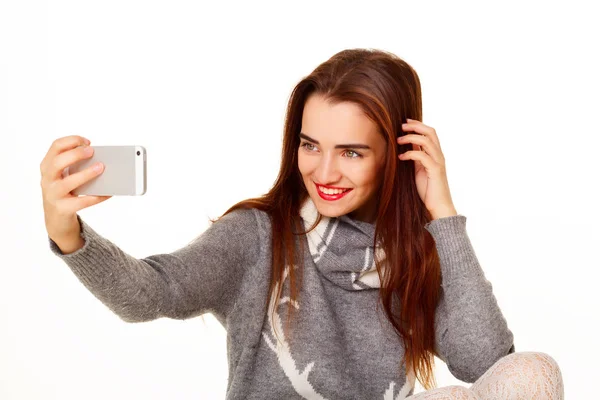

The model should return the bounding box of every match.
[423,215,484,284]
[48,214,117,288]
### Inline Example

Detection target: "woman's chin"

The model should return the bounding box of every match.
[312,199,351,218]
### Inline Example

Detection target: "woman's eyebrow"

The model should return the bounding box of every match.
[299,133,372,150]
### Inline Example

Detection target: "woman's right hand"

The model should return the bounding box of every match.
[41,135,112,245]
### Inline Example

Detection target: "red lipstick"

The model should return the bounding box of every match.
[314,182,352,201]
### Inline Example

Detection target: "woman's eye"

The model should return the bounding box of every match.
[344,150,362,158]
[301,142,316,151]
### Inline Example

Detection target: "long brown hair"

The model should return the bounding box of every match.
[214,48,442,390]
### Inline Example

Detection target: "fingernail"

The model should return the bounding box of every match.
[84,138,91,145]
[93,163,103,171]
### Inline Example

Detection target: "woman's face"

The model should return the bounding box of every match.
[298,94,387,223]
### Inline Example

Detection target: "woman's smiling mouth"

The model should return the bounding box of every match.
[315,183,352,200]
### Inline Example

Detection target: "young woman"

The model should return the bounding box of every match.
[42,48,564,399]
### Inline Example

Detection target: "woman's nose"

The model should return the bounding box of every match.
[315,156,341,184]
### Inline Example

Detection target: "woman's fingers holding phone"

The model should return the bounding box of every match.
[41,137,101,199]
[40,135,91,181]
[60,161,105,198]
[41,136,108,201]
[41,135,112,240]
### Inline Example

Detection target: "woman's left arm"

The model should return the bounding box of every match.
[425,215,515,384]
[398,119,515,382]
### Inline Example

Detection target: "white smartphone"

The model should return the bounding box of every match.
[64,145,147,196]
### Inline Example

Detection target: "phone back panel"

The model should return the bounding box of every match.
[67,146,145,196]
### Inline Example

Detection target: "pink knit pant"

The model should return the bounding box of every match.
[406,351,564,400]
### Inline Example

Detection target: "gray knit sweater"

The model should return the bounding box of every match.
[47,199,515,399]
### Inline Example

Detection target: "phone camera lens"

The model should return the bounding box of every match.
[137,151,140,156]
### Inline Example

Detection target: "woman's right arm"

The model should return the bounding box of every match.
[41,135,260,324]
[48,209,260,323]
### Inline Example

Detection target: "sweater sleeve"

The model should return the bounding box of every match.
[424,215,515,383]
[47,208,260,324]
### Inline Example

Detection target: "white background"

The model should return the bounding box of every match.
[1,0,598,398]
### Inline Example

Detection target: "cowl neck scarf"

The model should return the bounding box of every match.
[299,196,386,290]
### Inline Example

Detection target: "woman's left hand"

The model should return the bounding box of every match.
[397,118,458,220]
